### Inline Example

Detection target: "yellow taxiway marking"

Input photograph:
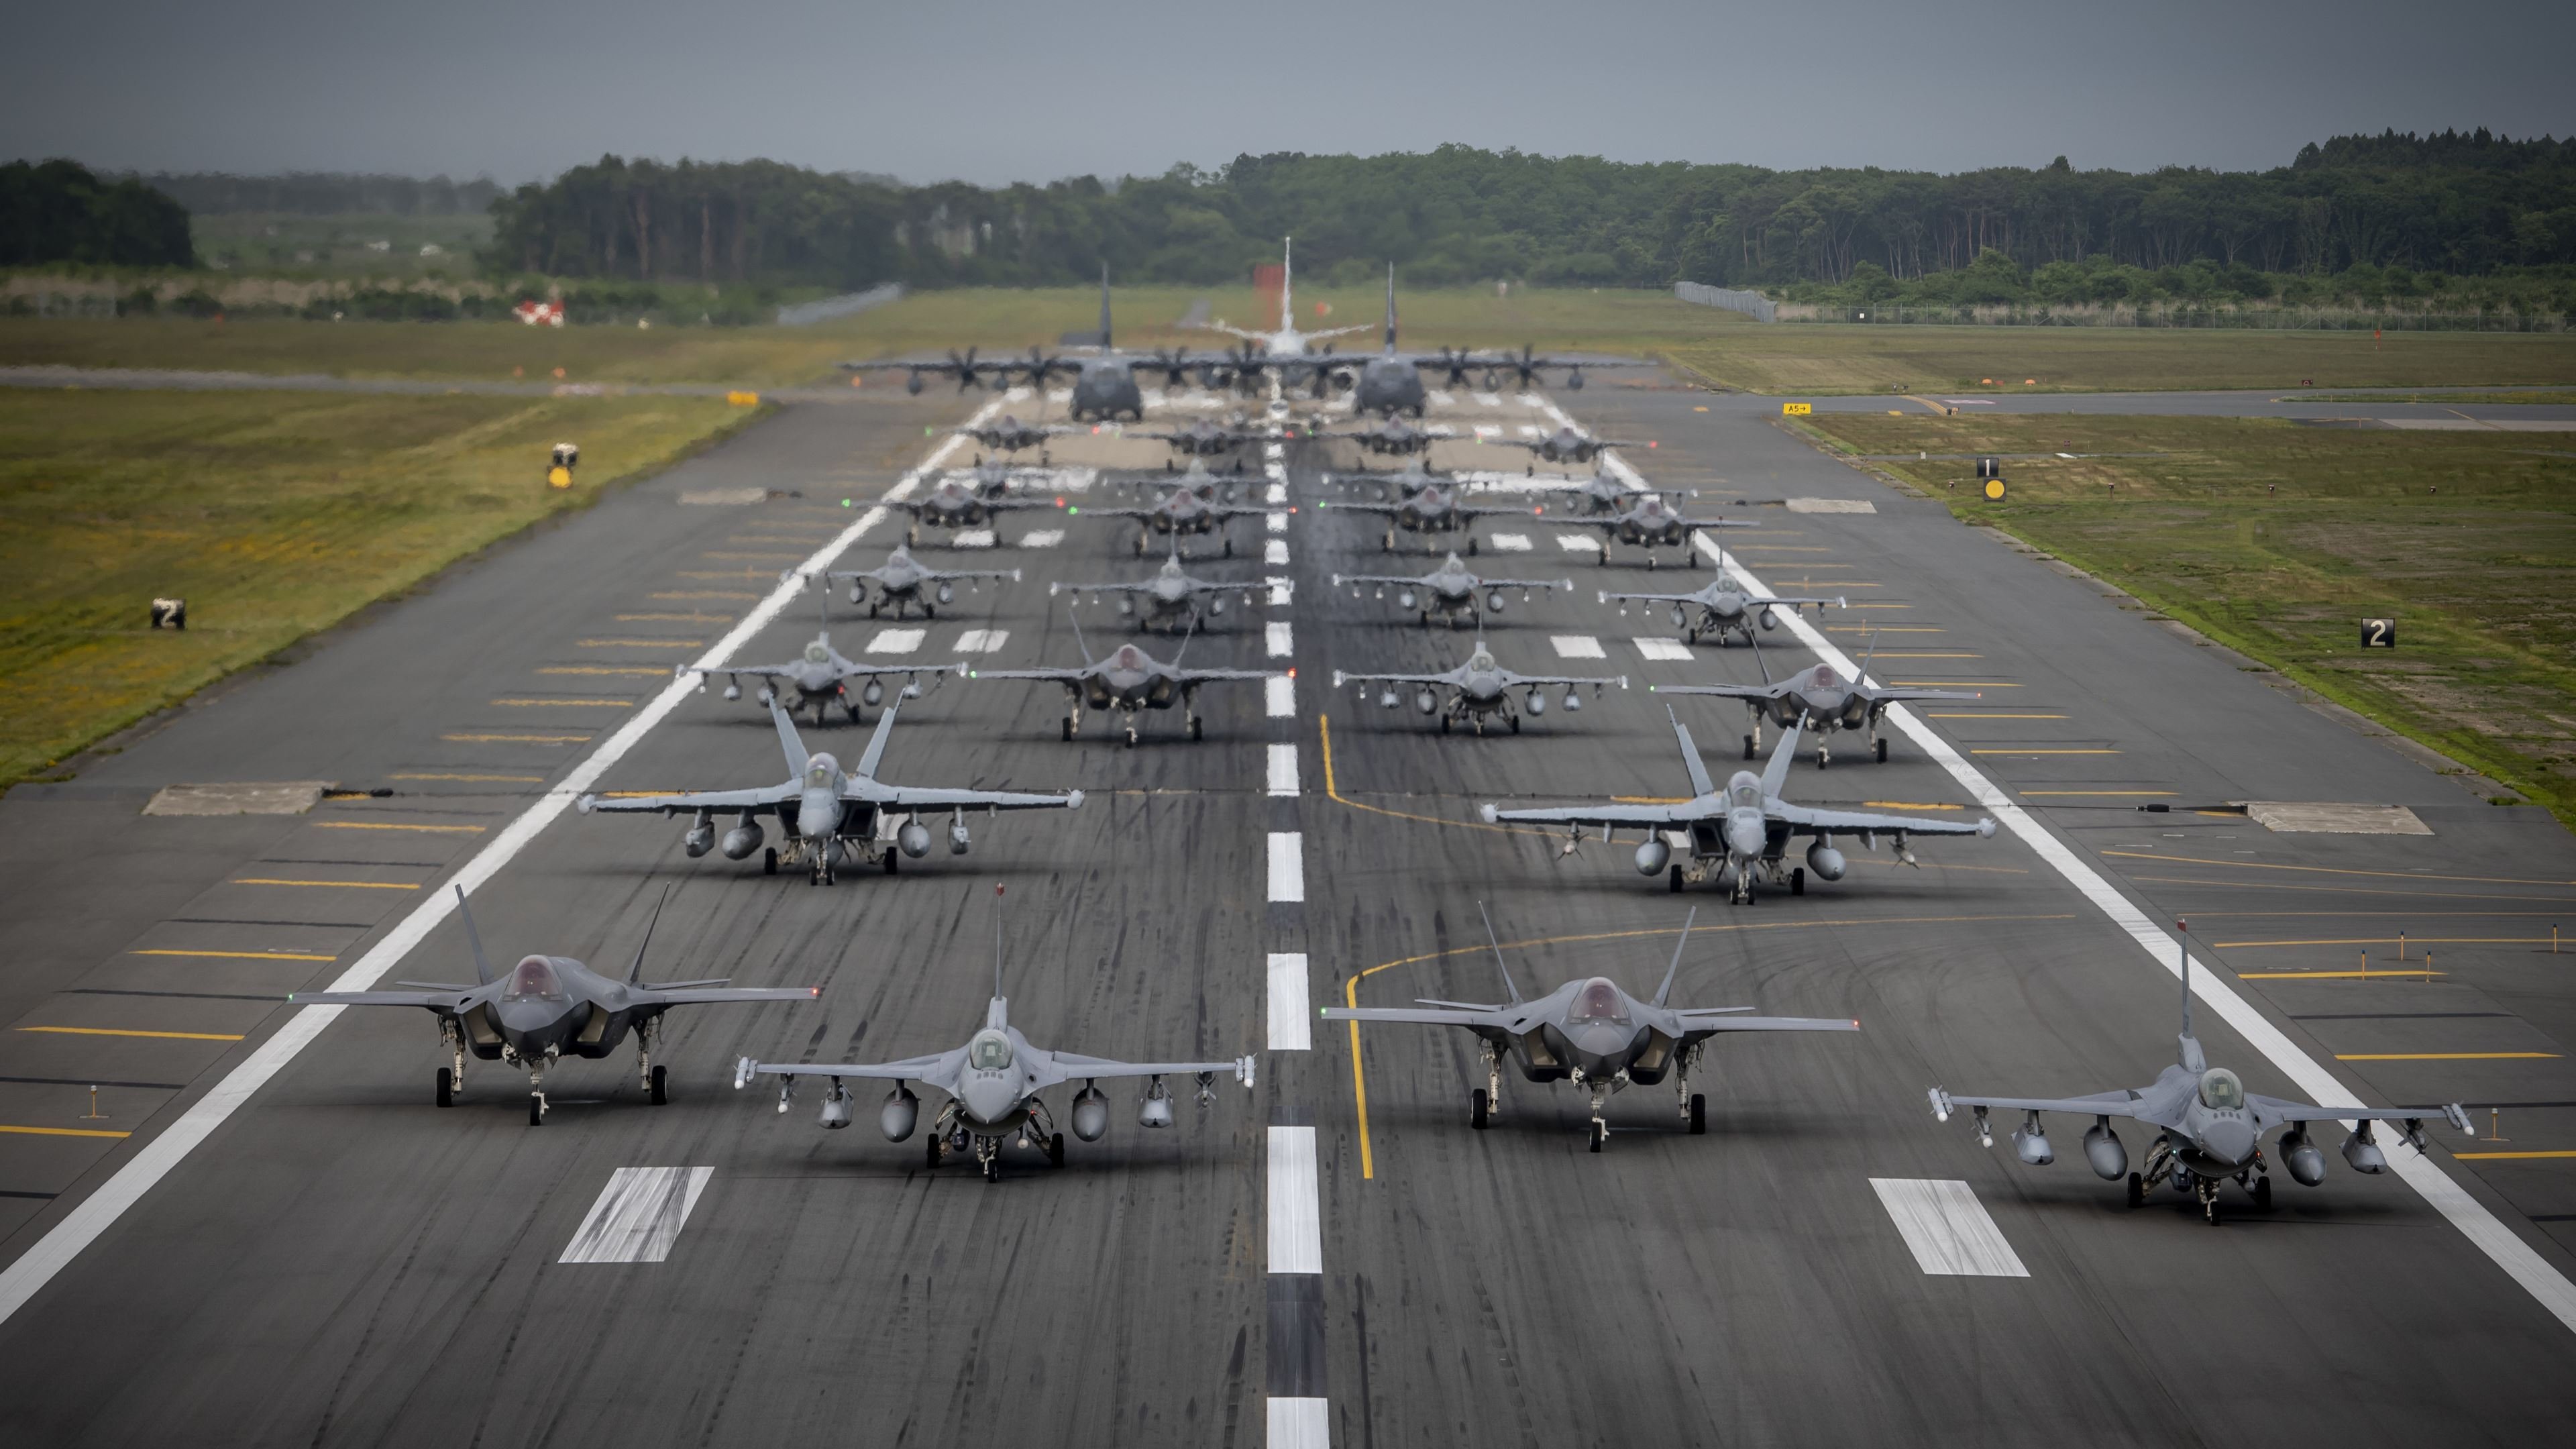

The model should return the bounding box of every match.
[538,665,667,677]
[1340,912,2078,1181]
[1935,713,2067,719]
[576,639,701,649]
[2027,790,2173,796]
[20,1026,246,1041]
[2102,850,2575,890]
[2135,875,2576,906]
[131,948,335,961]
[1894,681,2019,688]
[1971,748,2118,755]
[596,790,683,798]
[492,698,633,708]
[699,552,803,562]
[1320,715,1553,840]
[2455,1150,2576,1161]
[1827,627,1944,633]
[1873,652,1982,659]
[231,878,420,890]
[2337,1053,2559,1062]
[0,1124,131,1139]
[1863,801,1965,810]
[440,733,591,744]
[615,613,734,623]
[390,773,543,783]
[2216,936,2557,949]
[2239,969,2447,979]
[1612,796,1688,804]
[314,820,484,834]
[651,590,759,601]
[1904,394,1953,415]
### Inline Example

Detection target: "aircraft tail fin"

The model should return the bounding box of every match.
[1098,262,1113,352]
[627,881,674,985]
[1280,236,1293,333]
[1668,706,1717,799]
[1382,262,1398,352]
[767,690,811,780]
[1856,628,1878,684]
[2176,920,2202,1068]
[1065,598,1097,667]
[1653,907,1697,1008]
[989,893,1009,1028]
[454,884,496,985]
[1476,901,1524,1004]
[854,692,902,780]
[1760,717,1805,797]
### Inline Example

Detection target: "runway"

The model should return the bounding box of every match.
[2,370,2572,1446]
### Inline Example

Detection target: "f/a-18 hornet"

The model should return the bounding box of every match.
[737,926,1254,1182]
[973,608,1279,745]
[1333,629,1624,734]
[1558,490,1753,568]
[290,885,817,1124]
[1656,633,1976,765]
[1484,712,1994,899]
[824,547,1020,621]
[677,583,959,727]
[1604,543,1846,647]
[1322,906,1856,1150]
[1069,460,1279,557]
[579,688,1080,883]
[1052,535,1261,633]
[1930,926,2470,1224]
[896,462,1061,547]
[1490,423,1654,472]
[953,413,1079,463]
[1332,552,1572,629]
[843,266,1177,423]
[1319,468,1538,555]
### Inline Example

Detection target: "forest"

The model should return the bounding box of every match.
[0,160,195,269]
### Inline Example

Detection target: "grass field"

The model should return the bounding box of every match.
[1799,411,2576,824]
[0,388,751,789]
[2302,390,2576,405]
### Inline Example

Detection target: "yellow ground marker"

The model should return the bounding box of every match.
[2455,1150,2576,1161]
[1,1124,131,1139]
[1864,801,1965,810]
[130,949,335,961]
[576,639,701,649]
[20,1026,246,1041]
[492,698,634,708]
[390,773,542,783]
[2239,969,2447,979]
[440,733,590,744]
[2101,850,2575,889]
[2215,936,2555,949]
[231,878,420,890]
[2336,1053,2558,1062]
[538,666,667,677]
[2029,790,2174,796]
[315,820,486,834]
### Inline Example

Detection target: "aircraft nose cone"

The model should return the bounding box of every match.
[1566,1022,1634,1070]
[1726,812,1767,859]
[2202,1118,2257,1169]
[494,1000,569,1051]
[960,1076,1019,1129]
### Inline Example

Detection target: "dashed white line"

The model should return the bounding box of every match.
[1266,576,1295,606]
[954,629,1010,653]
[1269,1397,1330,1448]
[1516,423,1544,437]
[1267,953,1311,1051]
[1267,832,1305,902]
[1266,539,1290,566]
[1267,743,1299,796]
[559,1167,714,1264]
[1267,1125,1323,1271]
[1266,622,1295,658]
[1868,1178,2027,1277]
[864,628,926,655]
[1264,443,1286,460]
[1489,533,1533,551]
[1018,529,1065,548]
[1266,482,1287,504]
[1634,637,1695,661]
[1266,512,1289,534]
[1555,535,1601,553]
[1473,392,1502,408]
[1550,635,1606,659]
[1266,676,1297,716]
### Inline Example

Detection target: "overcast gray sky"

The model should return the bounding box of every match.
[10,0,2573,184]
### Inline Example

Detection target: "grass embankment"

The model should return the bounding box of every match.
[0,389,751,788]
[2302,390,2576,405]
[1801,413,2576,825]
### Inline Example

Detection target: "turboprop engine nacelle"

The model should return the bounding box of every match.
[1807,844,1847,881]
[720,823,765,859]
[818,1081,853,1130]
[2082,1122,2127,1179]
[1071,1087,1110,1142]
[2281,1129,2327,1185]
[898,821,932,858]
[880,1085,918,1141]
[1634,837,1672,875]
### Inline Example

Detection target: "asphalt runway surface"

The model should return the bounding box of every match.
[3,374,2573,1446]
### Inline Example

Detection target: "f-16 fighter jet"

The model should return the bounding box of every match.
[1323,907,1856,1150]
[1128,413,1270,462]
[1318,475,1538,555]
[822,547,1020,621]
[579,688,1081,883]
[1654,633,1978,765]
[953,413,1079,462]
[1332,552,1573,629]
[289,885,818,1124]
[896,464,1061,547]
[1324,414,1452,457]
[971,609,1279,745]
[1332,631,1625,734]
[1067,460,1279,558]
[1556,490,1754,568]
[737,932,1254,1183]
[676,586,959,727]
[1603,543,1846,647]
[1483,712,1994,900]
[1488,423,1653,471]
[1929,927,2471,1224]
[1051,535,1260,633]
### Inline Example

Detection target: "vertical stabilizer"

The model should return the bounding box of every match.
[455,885,496,985]
[1653,908,1698,1007]
[1382,262,1398,352]
[1476,902,1525,1004]
[767,691,811,780]
[1098,262,1113,351]
[627,882,672,984]
[854,693,902,780]
[1280,237,1293,334]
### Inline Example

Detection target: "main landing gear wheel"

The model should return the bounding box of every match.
[1222,537,1234,558]
[1509,715,1521,734]
[1470,1088,1490,1130]
[1049,1132,1066,1167]
[867,602,880,619]
[763,847,778,875]
[529,1096,545,1127]
[435,1067,453,1108]
[1189,716,1203,741]
[2126,1171,2144,1208]
[1587,1120,1605,1154]
[2254,1176,2273,1210]
[1688,1093,1707,1135]
[926,1136,943,1169]
[1669,864,1684,894]
[2205,1196,2223,1227]
[1439,715,1451,734]
[923,604,936,621]
[1124,724,1140,748]
[1876,737,1889,763]
[982,1154,1000,1184]
[906,525,920,547]
[1790,867,1807,897]
[1742,735,1757,761]
[883,851,898,875]
[649,1065,667,1106]
[1466,538,1479,557]
[1061,716,1074,741]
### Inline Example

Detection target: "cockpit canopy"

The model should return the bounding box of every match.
[504,955,566,1002]
[1732,781,1762,808]
[1806,664,1841,689]
[2197,1067,2245,1111]
[1567,977,1630,1025]
[804,755,837,788]
[1466,647,1495,672]
[804,642,831,665]
[1114,645,1146,669]
[967,1030,1014,1071]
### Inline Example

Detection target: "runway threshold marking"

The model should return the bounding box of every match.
[129,949,334,961]
[1633,638,1695,661]
[1868,1179,2029,1277]
[1652,454,2576,1334]
[1269,1399,1329,1449]
[1269,955,1311,1051]
[2102,851,2576,890]
[0,1125,131,1140]
[19,1027,246,1041]
[0,392,1011,1330]
[558,1167,714,1264]
[1550,635,1606,659]
[313,821,485,834]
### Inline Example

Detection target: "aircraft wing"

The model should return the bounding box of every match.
[1472,576,1576,594]
[901,496,1058,515]
[863,784,1084,813]
[1497,668,1628,692]
[1173,668,1285,685]
[635,985,822,1007]
[286,988,477,1010]
[1685,1014,1862,1036]
[968,666,1091,684]
[1453,503,1552,521]
[836,660,965,683]
[741,1049,964,1093]
[1479,801,1700,829]
[1333,667,1461,689]
[578,786,790,816]
[1318,1006,1498,1027]
[1600,588,1709,606]
[1036,1051,1256,1091]
[1772,801,1997,839]
[1861,684,1982,704]
[679,661,799,683]
[2247,1095,2472,1136]
[1930,1087,2147,1119]
[1649,682,1780,702]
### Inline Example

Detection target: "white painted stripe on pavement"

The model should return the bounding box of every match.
[955,629,1009,653]
[1267,833,1305,902]
[1018,529,1065,547]
[1550,635,1606,659]
[1267,576,1295,606]
[1474,392,1502,408]
[1266,482,1287,504]
[0,394,1006,1328]
[1266,511,1289,533]
[560,1167,714,1264]
[1267,743,1299,796]
[1265,675,1297,716]
[1264,443,1286,460]
[1267,953,1311,1051]
[864,628,926,654]
[1266,622,1295,658]
[1868,1178,2027,1277]
[1635,637,1695,661]
[1268,1396,1330,1449]
[1556,535,1601,553]
[1266,538,1290,566]
[1489,533,1532,551]
[951,529,997,549]
[1268,1125,1323,1271]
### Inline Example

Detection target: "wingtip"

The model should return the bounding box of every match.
[576,795,598,813]
[1479,803,1499,824]
[1067,789,1086,808]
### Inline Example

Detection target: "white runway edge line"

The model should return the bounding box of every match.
[1592,413,2576,1333]
[0,396,1008,1328]
[1267,954,1313,1052]
[1267,833,1305,902]
[1267,1125,1323,1271]
[1868,1179,2027,1277]
[560,1166,714,1264]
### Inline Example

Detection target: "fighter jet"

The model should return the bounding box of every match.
[1067,461,1279,558]
[822,547,1020,621]
[1193,236,1375,357]
[1524,463,1694,517]
[842,267,1165,423]
[289,885,818,1124]
[1051,535,1260,633]
[1324,414,1452,457]
[953,413,1079,462]
[676,584,959,727]
[1318,474,1540,555]
[1489,424,1654,472]
[1332,630,1625,734]
[1128,413,1270,462]
[578,688,1081,883]
[1929,928,2471,1224]
[1556,490,1754,568]
[1322,907,1857,1150]
[970,609,1280,745]
[1603,543,1846,647]
[1654,633,1978,765]
[1482,712,1995,900]
[1332,553,1572,629]
[895,466,1060,547]
[737,933,1254,1183]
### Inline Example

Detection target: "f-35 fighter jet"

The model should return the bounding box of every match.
[1068,462,1279,558]
[1930,928,2471,1224]
[1051,535,1260,633]
[1319,474,1538,555]
[822,547,1020,621]
[1322,907,1856,1150]
[1332,631,1624,734]
[677,585,959,727]
[1332,552,1572,629]
[1655,633,1978,765]
[1483,712,1994,900]
[1604,543,1845,647]
[290,885,818,1124]
[954,413,1079,462]
[1489,423,1653,471]
[1129,413,1271,460]
[579,689,1081,883]
[896,466,1061,547]
[972,608,1279,745]
[1525,463,1695,517]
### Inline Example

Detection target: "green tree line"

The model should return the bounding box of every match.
[142,171,503,217]
[0,160,194,268]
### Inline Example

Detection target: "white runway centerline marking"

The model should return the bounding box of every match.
[1265,538,1290,566]
[1267,576,1295,606]
[1489,533,1532,551]
[954,629,1010,653]
[1268,1125,1323,1271]
[1265,676,1297,716]
[560,1167,715,1264]
[1267,953,1311,1051]
[864,628,926,655]
[1264,443,1285,460]
[1267,833,1305,902]
[1556,534,1601,553]
[1550,635,1606,659]
[1266,511,1288,533]
[1634,637,1695,661]
[1266,482,1287,504]
[1869,1179,2027,1278]
[1266,622,1295,658]
[1018,529,1065,548]
[1269,1397,1329,1449]
[1267,743,1299,796]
